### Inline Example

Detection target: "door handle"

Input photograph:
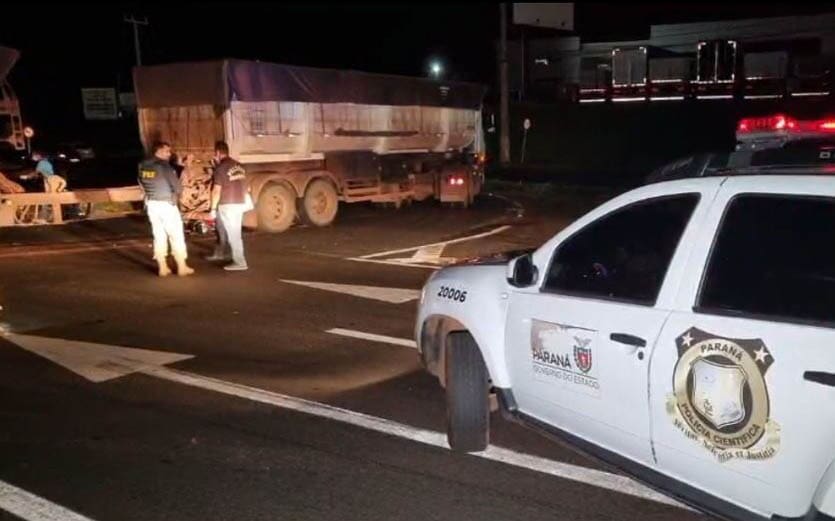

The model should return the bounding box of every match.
[610,333,647,348]
[804,371,835,387]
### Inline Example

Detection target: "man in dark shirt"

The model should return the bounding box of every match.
[208,141,249,271]
[138,141,195,277]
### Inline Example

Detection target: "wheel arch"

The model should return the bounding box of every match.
[419,314,501,390]
[812,456,835,517]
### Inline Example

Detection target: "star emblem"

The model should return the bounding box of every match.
[681,332,694,347]
[754,347,770,364]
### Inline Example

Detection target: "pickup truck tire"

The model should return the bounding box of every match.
[300,179,338,227]
[257,183,296,233]
[446,332,490,452]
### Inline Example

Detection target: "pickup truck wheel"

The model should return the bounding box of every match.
[446,332,490,452]
[257,183,296,233]
[300,179,338,227]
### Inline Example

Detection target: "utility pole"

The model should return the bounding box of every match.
[499,3,511,165]
[520,26,526,102]
[124,15,149,67]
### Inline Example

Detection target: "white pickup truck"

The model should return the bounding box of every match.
[415,114,835,521]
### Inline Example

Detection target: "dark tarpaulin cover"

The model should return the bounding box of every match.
[134,61,229,108]
[0,46,20,82]
[134,59,485,109]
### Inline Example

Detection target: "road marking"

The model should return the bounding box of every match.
[347,257,443,270]
[281,280,421,304]
[326,328,417,349]
[145,366,688,510]
[2,333,690,511]
[0,239,152,260]
[6,333,193,383]
[409,243,446,263]
[349,225,512,268]
[0,479,96,521]
[358,224,512,258]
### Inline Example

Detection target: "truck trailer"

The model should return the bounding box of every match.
[0,46,25,153]
[133,59,487,232]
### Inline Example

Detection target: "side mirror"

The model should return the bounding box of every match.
[506,254,538,288]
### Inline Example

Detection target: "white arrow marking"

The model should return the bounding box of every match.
[280,280,421,304]
[409,243,446,263]
[347,257,443,270]
[326,328,417,349]
[348,225,512,268]
[6,333,192,383]
[0,480,96,521]
[2,334,690,511]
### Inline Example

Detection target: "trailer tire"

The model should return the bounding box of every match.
[257,183,296,233]
[300,179,338,227]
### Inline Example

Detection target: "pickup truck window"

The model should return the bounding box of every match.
[543,194,699,305]
[699,194,835,326]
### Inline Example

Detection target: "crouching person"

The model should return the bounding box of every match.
[138,141,195,277]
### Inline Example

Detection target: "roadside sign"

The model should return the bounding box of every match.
[23,126,33,139]
[119,92,136,111]
[81,88,119,120]
[513,3,574,30]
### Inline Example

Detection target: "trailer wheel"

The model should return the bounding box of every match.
[300,179,338,227]
[257,183,296,233]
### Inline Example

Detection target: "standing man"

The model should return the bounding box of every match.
[208,141,249,271]
[138,142,195,277]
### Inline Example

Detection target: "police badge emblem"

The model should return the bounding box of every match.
[667,327,781,462]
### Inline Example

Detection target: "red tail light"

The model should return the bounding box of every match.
[819,120,835,131]
[737,114,798,133]
[738,114,835,133]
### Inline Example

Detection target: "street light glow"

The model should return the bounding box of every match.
[429,60,443,78]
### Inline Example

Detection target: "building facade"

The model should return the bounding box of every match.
[516,12,835,103]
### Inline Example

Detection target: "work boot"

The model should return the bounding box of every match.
[174,254,195,277]
[156,258,172,277]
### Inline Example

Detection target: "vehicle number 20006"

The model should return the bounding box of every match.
[438,286,467,302]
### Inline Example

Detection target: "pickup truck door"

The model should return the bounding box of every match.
[650,179,835,518]
[504,184,717,465]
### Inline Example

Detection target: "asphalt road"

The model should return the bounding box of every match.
[0,194,706,521]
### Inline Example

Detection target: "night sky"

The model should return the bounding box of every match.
[3,2,833,145]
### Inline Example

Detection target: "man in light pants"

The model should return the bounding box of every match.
[208,141,249,271]
[138,142,195,277]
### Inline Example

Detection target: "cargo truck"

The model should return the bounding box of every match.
[133,60,487,232]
